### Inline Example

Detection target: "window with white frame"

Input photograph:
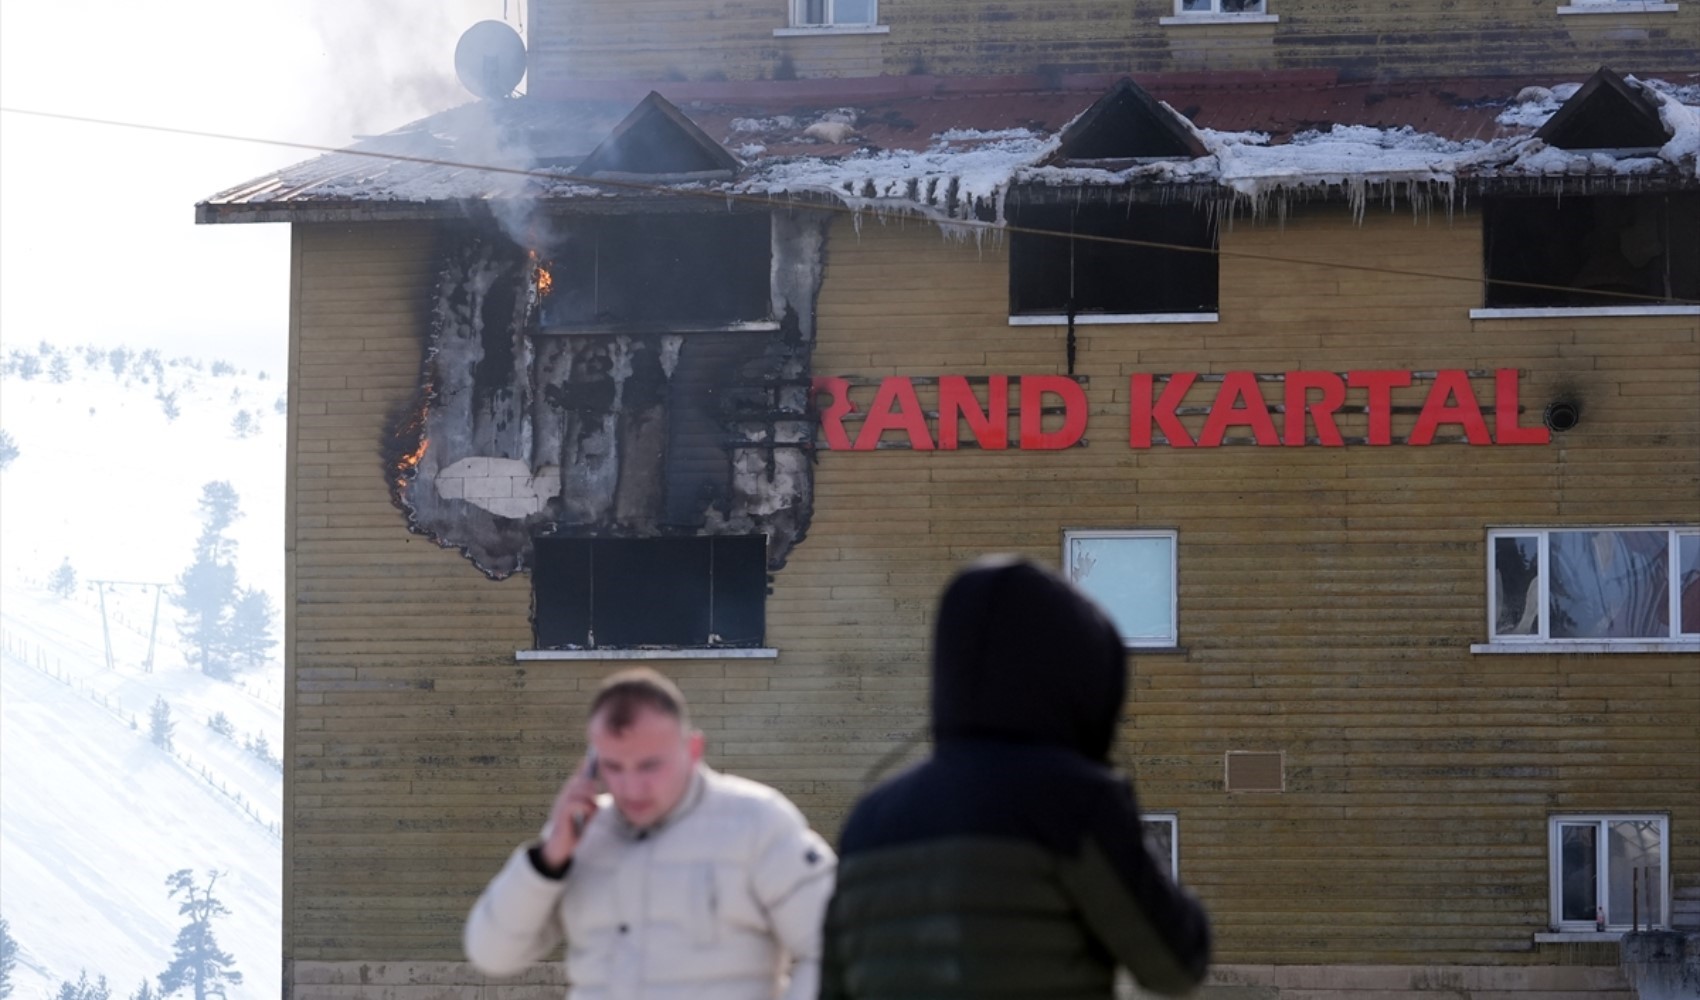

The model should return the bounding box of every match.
[1065,530,1178,648]
[791,0,877,27]
[1488,527,1700,643]
[1174,0,1267,14]
[1550,815,1668,930]
[1560,0,1679,10]
[1142,814,1179,881]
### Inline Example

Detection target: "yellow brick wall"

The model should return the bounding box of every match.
[526,0,1700,86]
[798,208,1699,964]
[285,204,1699,973]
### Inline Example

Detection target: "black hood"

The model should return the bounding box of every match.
[931,555,1127,762]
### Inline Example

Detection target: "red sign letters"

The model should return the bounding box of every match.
[812,369,1551,450]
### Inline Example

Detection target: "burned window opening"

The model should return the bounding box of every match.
[473,273,522,397]
[539,213,773,329]
[1009,201,1219,316]
[1483,193,1699,308]
[532,535,767,649]
[384,212,831,581]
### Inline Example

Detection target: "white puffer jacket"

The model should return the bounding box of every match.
[464,766,836,1000]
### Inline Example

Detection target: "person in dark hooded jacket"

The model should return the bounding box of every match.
[819,555,1212,999]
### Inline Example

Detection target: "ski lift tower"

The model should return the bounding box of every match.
[86,579,167,672]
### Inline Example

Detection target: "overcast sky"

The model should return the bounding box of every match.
[1,0,512,372]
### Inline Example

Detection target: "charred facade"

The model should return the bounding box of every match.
[386,209,831,585]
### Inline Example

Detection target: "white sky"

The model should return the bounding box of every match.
[0,0,514,372]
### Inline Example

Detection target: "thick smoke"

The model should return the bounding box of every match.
[302,0,519,146]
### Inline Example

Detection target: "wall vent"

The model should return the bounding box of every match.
[1225,751,1284,792]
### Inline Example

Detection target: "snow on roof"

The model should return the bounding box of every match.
[198,73,1700,227]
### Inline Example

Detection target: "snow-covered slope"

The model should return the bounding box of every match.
[0,347,284,1000]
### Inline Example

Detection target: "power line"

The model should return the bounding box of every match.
[3,104,1697,307]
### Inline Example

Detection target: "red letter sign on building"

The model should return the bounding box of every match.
[1493,368,1551,446]
[1197,371,1280,448]
[855,377,935,450]
[1409,370,1491,446]
[1019,376,1088,450]
[813,376,856,451]
[823,369,1550,450]
[939,375,1009,450]
[1129,373,1198,448]
[1283,371,1347,447]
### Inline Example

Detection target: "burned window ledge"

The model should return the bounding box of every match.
[1471,641,1700,655]
[1470,305,1700,320]
[1556,3,1678,14]
[1159,13,1280,25]
[517,648,780,661]
[1009,312,1219,327]
[1534,931,1630,943]
[536,320,783,337]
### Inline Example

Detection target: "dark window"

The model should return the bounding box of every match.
[1483,193,1699,308]
[532,536,767,648]
[540,213,772,328]
[1009,202,1218,316]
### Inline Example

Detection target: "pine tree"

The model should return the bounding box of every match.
[196,482,241,537]
[54,970,111,1000]
[49,558,77,598]
[245,733,279,770]
[129,980,157,1000]
[157,871,243,1000]
[172,483,241,678]
[226,589,277,668]
[0,915,17,1000]
[0,429,16,472]
[149,697,175,752]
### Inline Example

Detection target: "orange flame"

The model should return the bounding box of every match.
[530,250,554,299]
[397,435,429,475]
[388,372,433,499]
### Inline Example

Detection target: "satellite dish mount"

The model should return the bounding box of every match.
[455,21,527,99]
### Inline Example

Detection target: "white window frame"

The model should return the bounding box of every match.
[1547,815,1669,931]
[1557,1,1678,14]
[1477,526,1700,654]
[782,0,886,31]
[1142,813,1180,881]
[1162,0,1279,23]
[1063,529,1179,649]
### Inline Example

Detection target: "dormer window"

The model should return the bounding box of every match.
[792,0,877,27]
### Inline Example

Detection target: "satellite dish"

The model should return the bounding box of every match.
[455,21,526,99]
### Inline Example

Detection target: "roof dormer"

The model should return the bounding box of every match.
[573,92,741,180]
[1044,78,1208,166]
[1535,66,1669,151]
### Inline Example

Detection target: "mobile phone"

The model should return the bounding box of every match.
[569,750,599,836]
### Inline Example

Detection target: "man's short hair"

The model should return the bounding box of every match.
[589,668,691,734]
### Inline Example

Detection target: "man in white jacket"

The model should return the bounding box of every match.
[464,668,836,1000]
